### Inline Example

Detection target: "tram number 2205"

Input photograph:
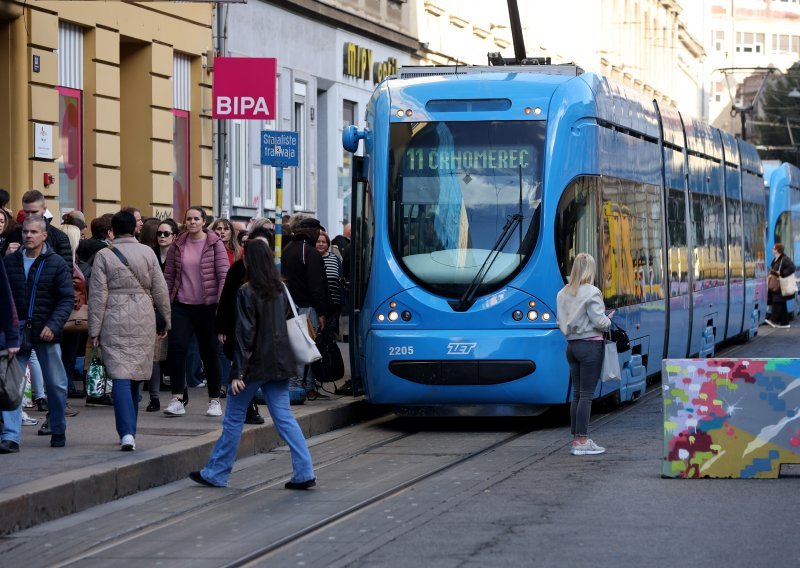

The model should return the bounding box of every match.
[388,346,414,356]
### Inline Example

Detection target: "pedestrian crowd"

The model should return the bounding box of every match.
[0,186,351,493]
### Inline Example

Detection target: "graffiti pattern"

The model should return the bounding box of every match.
[662,359,800,478]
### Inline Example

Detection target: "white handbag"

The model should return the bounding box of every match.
[780,274,797,297]
[601,340,621,383]
[283,284,322,365]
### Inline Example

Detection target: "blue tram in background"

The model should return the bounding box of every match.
[765,161,800,318]
[343,65,768,415]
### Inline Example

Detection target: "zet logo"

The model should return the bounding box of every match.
[446,342,477,355]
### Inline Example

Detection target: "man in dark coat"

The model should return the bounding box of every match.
[1,216,74,452]
[281,217,327,397]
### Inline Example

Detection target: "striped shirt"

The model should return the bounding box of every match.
[322,253,343,307]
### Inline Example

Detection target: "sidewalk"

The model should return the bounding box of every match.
[0,378,368,536]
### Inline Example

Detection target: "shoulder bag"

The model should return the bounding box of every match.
[64,305,89,333]
[0,350,26,411]
[282,283,322,365]
[778,257,797,297]
[608,321,631,353]
[19,259,46,351]
[109,245,168,334]
[768,257,783,293]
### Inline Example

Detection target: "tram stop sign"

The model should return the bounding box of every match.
[261,131,299,167]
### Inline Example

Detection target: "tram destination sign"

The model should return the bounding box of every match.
[261,131,299,167]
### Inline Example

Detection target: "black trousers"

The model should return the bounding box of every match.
[167,302,221,398]
[771,300,789,326]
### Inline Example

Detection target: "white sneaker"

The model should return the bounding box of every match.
[571,439,606,455]
[163,397,186,416]
[764,319,778,328]
[206,400,222,417]
[121,434,135,451]
[778,324,791,329]
[21,412,38,426]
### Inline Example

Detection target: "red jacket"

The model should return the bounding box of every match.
[164,230,229,305]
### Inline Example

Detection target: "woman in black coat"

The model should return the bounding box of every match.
[190,239,315,489]
[767,243,796,328]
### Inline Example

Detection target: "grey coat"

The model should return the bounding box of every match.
[88,237,171,380]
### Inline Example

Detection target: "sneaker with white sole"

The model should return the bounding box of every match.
[121,434,135,451]
[21,412,38,426]
[571,439,606,455]
[163,397,186,416]
[764,319,778,328]
[206,400,222,417]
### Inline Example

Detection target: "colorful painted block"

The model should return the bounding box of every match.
[662,359,800,478]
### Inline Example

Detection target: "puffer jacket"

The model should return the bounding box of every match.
[0,260,19,350]
[6,221,73,268]
[3,244,74,344]
[164,229,229,304]
[232,284,296,383]
[88,237,171,380]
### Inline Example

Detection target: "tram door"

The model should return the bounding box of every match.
[349,156,370,396]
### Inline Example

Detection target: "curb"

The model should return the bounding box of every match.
[0,398,372,536]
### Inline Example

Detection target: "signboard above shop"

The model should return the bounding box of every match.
[213,57,277,120]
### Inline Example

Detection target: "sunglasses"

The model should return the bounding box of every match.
[157,231,174,237]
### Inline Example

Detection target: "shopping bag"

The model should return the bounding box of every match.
[86,347,109,398]
[780,274,797,297]
[0,351,26,411]
[601,341,621,383]
[283,285,322,365]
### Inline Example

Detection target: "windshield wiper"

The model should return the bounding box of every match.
[450,213,522,312]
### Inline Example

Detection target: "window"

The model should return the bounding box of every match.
[735,32,765,54]
[341,100,357,227]
[690,193,725,290]
[713,30,725,52]
[230,120,249,207]
[57,22,84,214]
[771,34,800,56]
[667,189,689,297]
[293,82,307,210]
[556,176,599,284]
[173,53,191,220]
[260,119,277,209]
[742,200,766,279]
[713,81,725,103]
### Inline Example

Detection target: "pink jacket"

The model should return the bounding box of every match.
[164,229,229,305]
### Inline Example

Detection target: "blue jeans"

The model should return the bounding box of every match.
[566,339,604,437]
[1,343,68,444]
[201,379,315,487]
[112,379,141,440]
[29,349,45,400]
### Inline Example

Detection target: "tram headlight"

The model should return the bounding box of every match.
[512,310,523,321]
[388,310,399,322]
[401,310,412,321]
[542,312,551,321]
[405,109,413,117]
[377,313,386,322]
[533,107,542,115]
[396,109,404,117]
[524,107,532,115]
[527,310,538,321]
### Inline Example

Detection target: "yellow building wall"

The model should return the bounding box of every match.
[0,0,213,223]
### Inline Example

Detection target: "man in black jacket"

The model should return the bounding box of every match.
[1,216,74,452]
[3,189,72,267]
[281,217,327,398]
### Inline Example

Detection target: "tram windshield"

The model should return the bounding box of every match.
[388,120,546,298]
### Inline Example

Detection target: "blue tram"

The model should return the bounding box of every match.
[765,161,800,317]
[343,65,768,415]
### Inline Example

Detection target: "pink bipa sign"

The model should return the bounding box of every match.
[212,57,277,120]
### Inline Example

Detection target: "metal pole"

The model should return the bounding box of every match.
[740,111,747,141]
[275,166,283,268]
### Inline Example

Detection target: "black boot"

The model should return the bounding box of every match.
[245,402,264,425]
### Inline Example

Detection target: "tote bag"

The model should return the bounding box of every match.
[85,347,111,398]
[283,284,322,365]
[601,341,621,383]
[0,351,26,411]
[780,274,797,297]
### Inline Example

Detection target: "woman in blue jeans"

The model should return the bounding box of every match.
[556,253,614,456]
[190,239,315,489]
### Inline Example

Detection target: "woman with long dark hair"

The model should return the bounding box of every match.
[190,239,315,488]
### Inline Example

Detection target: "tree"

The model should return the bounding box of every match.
[752,62,800,167]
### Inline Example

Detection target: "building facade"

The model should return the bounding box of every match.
[0,1,213,224]
[415,0,706,116]
[222,0,420,235]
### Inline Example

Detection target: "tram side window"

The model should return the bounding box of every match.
[775,211,791,250]
[600,178,663,307]
[691,193,725,290]
[555,177,599,284]
[726,197,744,281]
[667,189,689,296]
[742,200,767,279]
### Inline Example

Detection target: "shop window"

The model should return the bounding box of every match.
[341,100,357,227]
[293,81,307,211]
[230,120,248,207]
[57,22,84,214]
